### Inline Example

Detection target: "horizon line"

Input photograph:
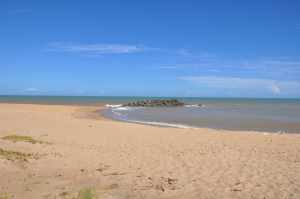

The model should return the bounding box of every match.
[0,94,300,100]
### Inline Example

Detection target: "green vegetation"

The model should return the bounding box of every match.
[1,134,49,144]
[0,148,35,162]
[77,188,97,199]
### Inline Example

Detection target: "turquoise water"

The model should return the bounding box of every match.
[1,95,300,133]
[0,95,140,105]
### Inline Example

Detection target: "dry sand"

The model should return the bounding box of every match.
[0,103,299,199]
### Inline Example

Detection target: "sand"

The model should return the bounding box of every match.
[0,103,299,199]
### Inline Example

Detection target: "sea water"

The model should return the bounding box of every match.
[104,98,300,133]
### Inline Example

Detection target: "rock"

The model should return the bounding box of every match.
[123,99,185,107]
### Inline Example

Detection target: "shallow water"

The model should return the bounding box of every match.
[104,98,300,133]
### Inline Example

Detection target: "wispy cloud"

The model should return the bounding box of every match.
[258,59,300,67]
[47,42,216,58]
[164,58,300,70]
[160,56,300,82]
[178,76,300,95]
[47,42,150,55]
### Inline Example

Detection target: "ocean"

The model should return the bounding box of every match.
[1,95,300,133]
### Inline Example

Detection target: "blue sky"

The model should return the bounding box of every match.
[1,0,300,97]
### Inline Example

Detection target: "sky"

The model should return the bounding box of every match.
[1,0,300,98]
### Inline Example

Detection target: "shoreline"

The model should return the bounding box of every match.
[2,101,300,135]
[103,104,300,135]
[104,113,300,135]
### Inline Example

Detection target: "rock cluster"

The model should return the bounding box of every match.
[123,99,185,107]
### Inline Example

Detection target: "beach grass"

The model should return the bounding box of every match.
[1,134,49,144]
[77,188,97,199]
[0,192,11,199]
[0,148,34,162]
[58,191,69,198]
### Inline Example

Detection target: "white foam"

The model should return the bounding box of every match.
[276,130,287,134]
[106,103,199,129]
[184,104,199,108]
[105,104,135,111]
[128,120,198,129]
[184,104,206,108]
[105,104,123,108]
[114,107,131,111]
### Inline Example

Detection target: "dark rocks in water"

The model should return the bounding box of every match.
[123,99,185,107]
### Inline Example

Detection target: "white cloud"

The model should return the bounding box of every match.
[178,76,300,95]
[48,42,146,54]
[270,84,281,94]
[179,76,269,88]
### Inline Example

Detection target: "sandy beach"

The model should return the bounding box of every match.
[0,103,299,199]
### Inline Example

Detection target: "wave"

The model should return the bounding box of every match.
[106,104,143,112]
[184,104,206,108]
[184,104,199,108]
[105,104,201,129]
[105,104,123,108]
[114,107,132,111]
[107,103,206,109]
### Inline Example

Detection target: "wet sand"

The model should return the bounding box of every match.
[0,103,299,198]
